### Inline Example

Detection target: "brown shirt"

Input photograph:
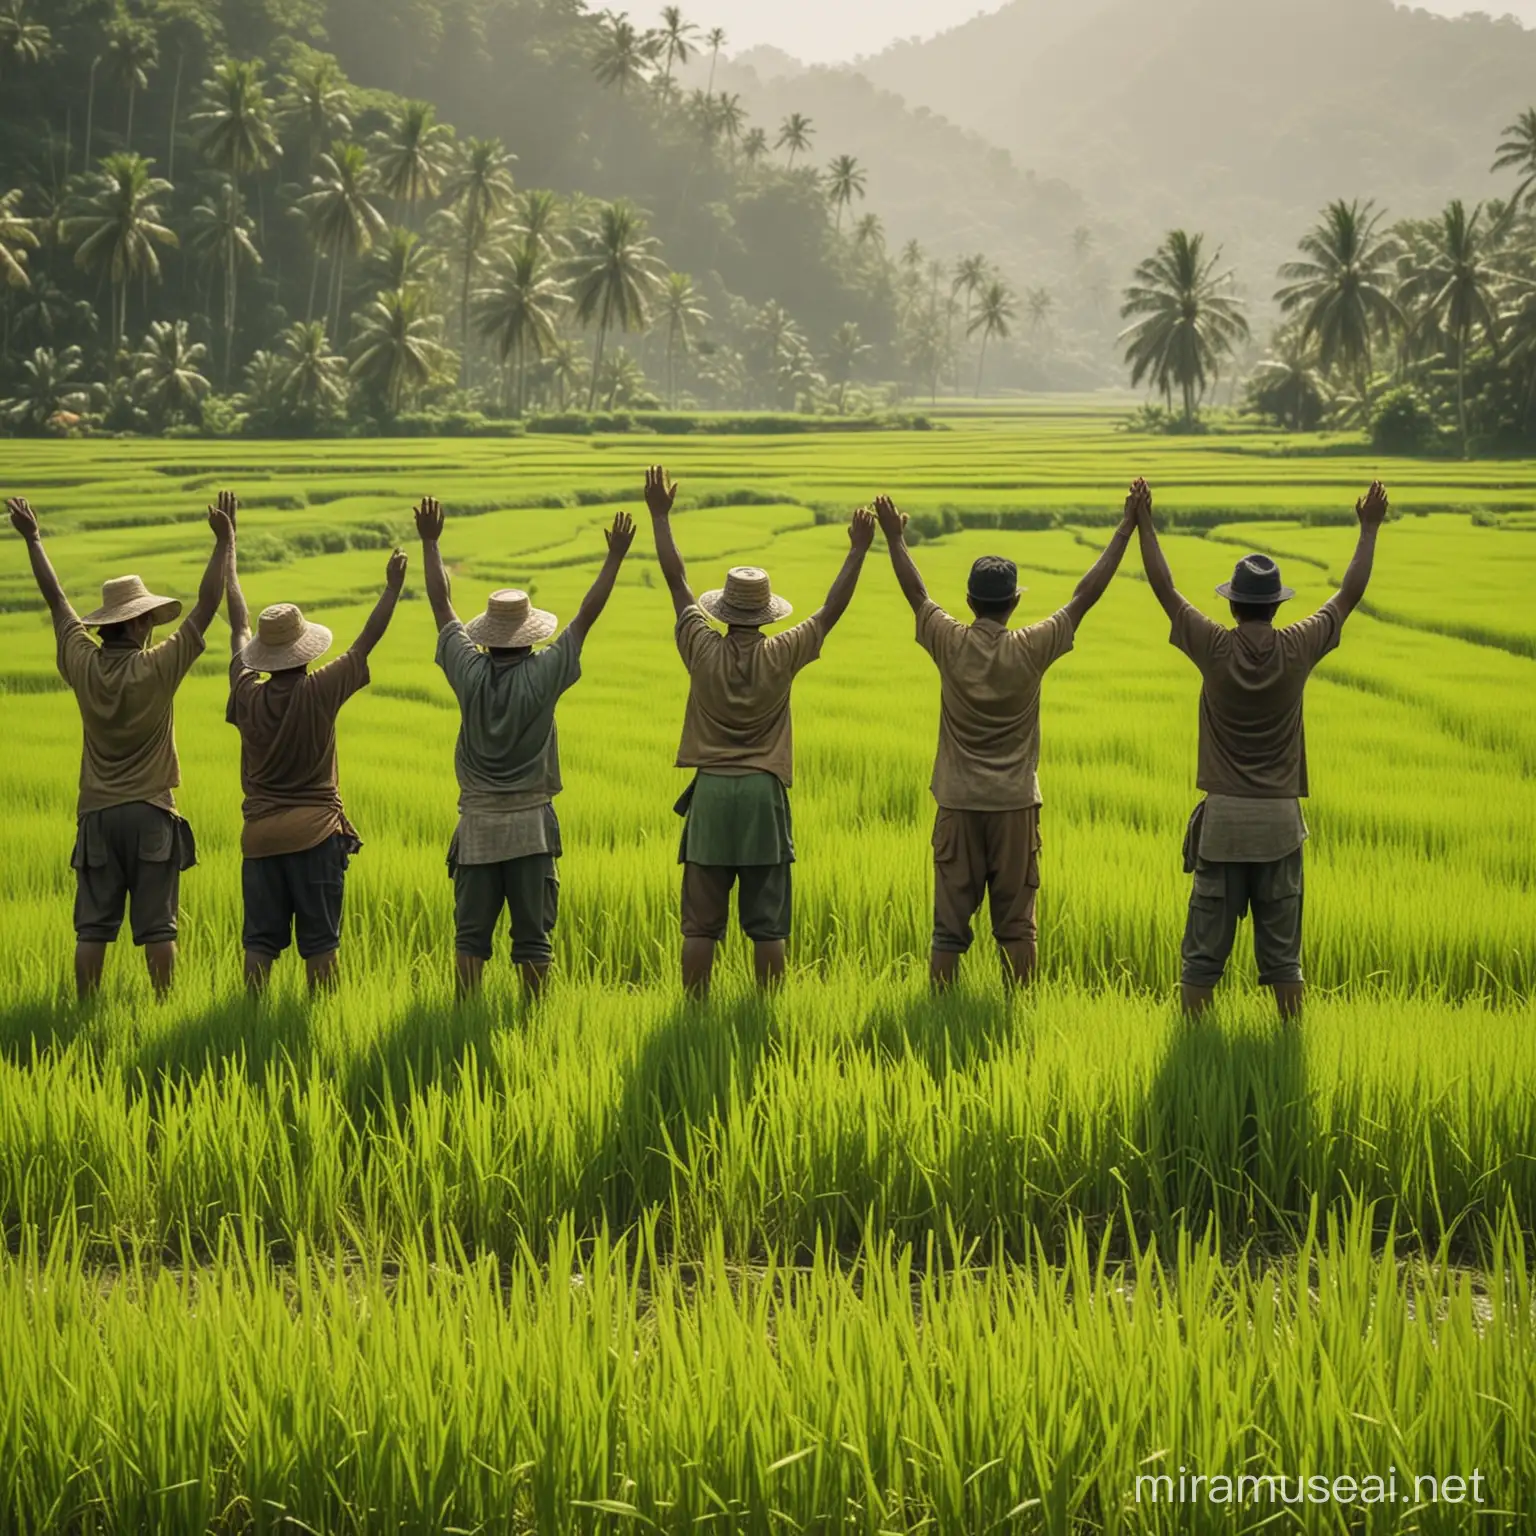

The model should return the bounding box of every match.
[226,651,369,856]
[56,616,205,816]
[1170,598,1345,798]
[674,605,824,787]
[917,600,1075,812]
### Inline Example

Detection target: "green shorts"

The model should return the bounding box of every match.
[1181,851,1305,987]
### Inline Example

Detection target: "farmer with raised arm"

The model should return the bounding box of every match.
[873,487,1140,992]
[417,497,635,999]
[645,463,875,1000]
[1133,477,1390,1019]
[8,493,230,999]
[224,494,405,995]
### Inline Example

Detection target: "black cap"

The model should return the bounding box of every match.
[1216,554,1296,605]
[967,556,1021,605]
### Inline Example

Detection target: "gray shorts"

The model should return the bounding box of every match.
[242,835,352,960]
[1181,851,1305,987]
[71,803,196,947]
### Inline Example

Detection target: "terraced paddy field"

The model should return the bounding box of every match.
[1,407,1534,1532]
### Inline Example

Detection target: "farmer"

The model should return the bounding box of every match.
[8,493,231,999]
[645,463,875,1000]
[224,495,406,994]
[416,496,635,999]
[1132,477,1390,1019]
[872,486,1140,992]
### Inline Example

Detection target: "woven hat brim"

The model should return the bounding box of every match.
[464,607,559,648]
[699,590,794,626]
[82,594,181,628]
[240,621,334,672]
[1215,582,1296,603]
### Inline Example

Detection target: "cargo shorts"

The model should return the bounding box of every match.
[680,862,792,944]
[242,834,354,961]
[72,802,196,947]
[931,806,1040,954]
[1181,851,1305,987]
[452,854,560,964]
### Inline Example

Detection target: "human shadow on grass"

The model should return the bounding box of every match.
[0,996,92,1063]
[857,987,1017,1076]
[339,995,504,1126]
[130,995,315,1090]
[1138,1006,1313,1252]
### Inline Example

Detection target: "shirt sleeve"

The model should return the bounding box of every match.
[1019,607,1077,672]
[675,605,716,672]
[764,615,826,677]
[1168,600,1224,670]
[915,600,965,665]
[1285,598,1346,670]
[54,616,95,691]
[147,624,207,692]
[434,620,479,700]
[225,655,260,726]
[528,627,585,705]
[309,649,372,715]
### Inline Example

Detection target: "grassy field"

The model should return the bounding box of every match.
[1,407,1534,1531]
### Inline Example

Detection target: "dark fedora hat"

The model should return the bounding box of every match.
[1216,554,1295,604]
[967,555,1025,605]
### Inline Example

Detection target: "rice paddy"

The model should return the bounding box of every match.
[1,406,1533,1531]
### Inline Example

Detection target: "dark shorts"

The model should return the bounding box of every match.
[72,803,196,947]
[242,835,352,961]
[1181,851,1305,988]
[453,855,560,964]
[931,806,1040,954]
[681,863,792,944]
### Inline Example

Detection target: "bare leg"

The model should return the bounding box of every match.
[517,960,550,999]
[75,942,107,1000]
[244,950,275,996]
[1272,981,1305,1021]
[305,950,339,995]
[145,941,176,999]
[682,937,716,999]
[456,953,486,1000]
[1181,983,1215,1017]
[753,940,785,991]
[1001,939,1037,992]
[929,949,960,992]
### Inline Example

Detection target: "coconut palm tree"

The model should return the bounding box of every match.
[277,57,352,168]
[656,6,697,91]
[566,199,665,408]
[853,213,885,255]
[1398,200,1519,453]
[279,319,348,416]
[1492,108,1536,211]
[515,188,567,259]
[187,178,260,383]
[968,279,1015,396]
[1026,286,1054,332]
[659,271,708,406]
[0,0,51,73]
[348,286,446,415]
[366,226,441,299]
[443,136,516,383]
[776,113,814,169]
[1071,225,1094,264]
[297,141,387,336]
[0,186,37,289]
[65,152,177,368]
[1119,230,1250,426]
[191,59,279,231]
[1,345,88,433]
[741,127,769,168]
[825,154,866,234]
[131,319,210,425]
[825,321,870,411]
[704,26,727,95]
[373,101,453,226]
[103,19,158,152]
[474,239,568,415]
[595,346,648,408]
[1275,198,1400,392]
[1249,327,1329,432]
[593,14,655,95]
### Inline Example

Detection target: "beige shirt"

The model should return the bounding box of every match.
[674,606,825,787]
[916,600,1075,812]
[1170,598,1345,798]
[1199,793,1308,863]
[56,616,205,816]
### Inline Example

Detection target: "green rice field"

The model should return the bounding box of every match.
[1,406,1534,1532]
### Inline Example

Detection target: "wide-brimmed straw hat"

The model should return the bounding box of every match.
[1216,554,1295,605]
[465,589,558,648]
[699,567,793,627]
[240,603,334,672]
[81,574,181,629]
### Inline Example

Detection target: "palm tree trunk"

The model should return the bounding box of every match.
[125,88,136,152]
[1456,337,1468,456]
[85,59,99,169]
[588,310,608,411]
[224,242,237,386]
[307,251,322,322]
[460,251,473,389]
[974,335,987,398]
[667,332,676,407]
[1182,378,1195,428]
[167,50,184,183]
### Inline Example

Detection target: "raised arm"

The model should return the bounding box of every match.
[8,498,77,626]
[219,492,250,656]
[1063,484,1140,629]
[413,497,457,630]
[645,464,695,620]
[352,549,408,660]
[568,512,636,643]
[811,508,876,635]
[185,499,234,636]
[1132,479,1185,622]
[872,495,928,614]
[1334,481,1389,617]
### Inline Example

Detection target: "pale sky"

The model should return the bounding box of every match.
[626,0,1535,66]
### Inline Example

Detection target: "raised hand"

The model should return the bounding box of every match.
[606,510,636,559]
[849,506,876,552]
[209,490,239,533]
[7,496,39,542]
[873,494,906,541]
[414,496,445,542]
[1122,478,1150,532]
[1356,481,1390,527]
[644,464,678,518]
[207,502,234,542]
[386,548,408,592]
